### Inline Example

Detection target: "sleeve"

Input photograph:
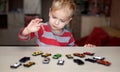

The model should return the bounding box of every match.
[18,28,35,41]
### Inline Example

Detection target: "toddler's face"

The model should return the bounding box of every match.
[49,8,72,31]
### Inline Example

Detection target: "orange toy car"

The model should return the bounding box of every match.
[96,60,111,66]
[73,53,85,58]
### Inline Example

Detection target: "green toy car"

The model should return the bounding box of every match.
[53,53,62,59]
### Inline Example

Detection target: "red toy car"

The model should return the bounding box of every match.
[83,52,95,56]
[96,60,111,66]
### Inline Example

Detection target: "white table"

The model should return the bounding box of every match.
[0,46,120,72]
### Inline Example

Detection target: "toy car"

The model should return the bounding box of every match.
[23,61,35,67]
[57,59,64,65]
[41,53,51,57]
[19,56,30,63]
[53,53,62,59]
[66,54,73,59]
[42,57,50,64]
[73,53,85,58]
[96,60,111,66]
[73,59,84,65]
[93,56,105,60]
[83,52,95,56]
[10,62,22,68]
[85,58,96,63]
[32,51,43,56]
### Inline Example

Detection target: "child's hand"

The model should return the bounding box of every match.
[84,44,96,48]
[23,18,43,35]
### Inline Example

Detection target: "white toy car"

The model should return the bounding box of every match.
[10,62,22,68]
[93,56,105,60]
[57,59,64,65]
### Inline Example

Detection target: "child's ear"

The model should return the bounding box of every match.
[66,18,72,24]
[69,18,72,21]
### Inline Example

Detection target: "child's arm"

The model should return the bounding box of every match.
[22,18,43,36]
[18,18,43,41]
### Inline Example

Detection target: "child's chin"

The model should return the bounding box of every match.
[52,26,58,30]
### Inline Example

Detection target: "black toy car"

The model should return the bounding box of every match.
[73,59,84,65]
[19,56,30,63]
[85,58,96,63]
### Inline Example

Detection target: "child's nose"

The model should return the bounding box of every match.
[55,19,60,25]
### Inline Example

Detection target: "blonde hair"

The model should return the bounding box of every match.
[51,0,76,17]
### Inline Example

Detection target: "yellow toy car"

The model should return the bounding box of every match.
[23,61,35,67]
[41,53,51,57]
[32,51,43,56]
[66,54,73,59]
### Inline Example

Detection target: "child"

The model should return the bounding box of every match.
[18,0,76,46]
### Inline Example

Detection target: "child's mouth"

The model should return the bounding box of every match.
[52,25,57,29]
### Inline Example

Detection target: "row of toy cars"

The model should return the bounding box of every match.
[10,50,111,69]
[31,50,111,66]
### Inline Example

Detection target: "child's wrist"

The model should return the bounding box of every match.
[23,27,31,35]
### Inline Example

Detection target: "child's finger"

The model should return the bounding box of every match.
[35,23,43,27]
[34,18,43,23]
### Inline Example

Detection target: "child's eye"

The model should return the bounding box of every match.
[60,20,65,23]
[52,16,57,19]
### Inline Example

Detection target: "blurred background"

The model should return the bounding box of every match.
[0,0,120,46]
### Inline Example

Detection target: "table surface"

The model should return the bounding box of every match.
[0,46,120,72]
